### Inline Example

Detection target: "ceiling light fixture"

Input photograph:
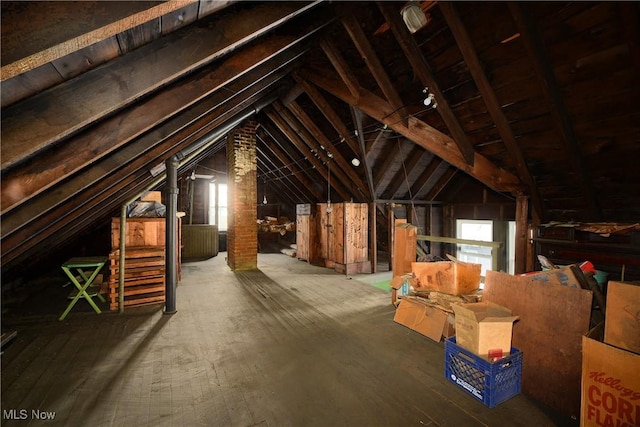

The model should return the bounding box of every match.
[423,92,436,106]
[422,87,438,109]
[401,2,429,34]
[263,179,268,204]
[351,158,361,167]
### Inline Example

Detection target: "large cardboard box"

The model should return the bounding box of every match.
[452,301,519,357]
[412,261,481,295]
[394,297,449,342]
[604,281,640,354]
[581,323,640,427]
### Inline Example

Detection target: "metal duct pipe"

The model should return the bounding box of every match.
[164,155,179,315]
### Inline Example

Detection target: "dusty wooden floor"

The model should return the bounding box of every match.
[1,253,574,426]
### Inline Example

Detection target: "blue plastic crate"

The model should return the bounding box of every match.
[444,336,522,408]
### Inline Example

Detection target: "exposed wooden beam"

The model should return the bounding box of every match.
[1,1,196,81]
[1,35,308,215]
[2,84,275,259]
[366,128,389,158]
[377,1,475,165]
[294,75,361,155]
[286,101,369,199]
[373,138,402,192]
[1,1,327,169]
[272,101,363,201]
[350,106,376,200]
[439,2,540,215]
[409,157,442,199]
[340,12,408,124]
[264,108,352,202]
[385,146,426,199]
[256,154,302,205]
[320,38,360,101]
[299,68,523,193]
[508,2,601,220]
[260,121,328,196]
[256,132,323,202]
[425,167,457,201]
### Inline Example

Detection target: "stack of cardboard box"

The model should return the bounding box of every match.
[392,259,484,343]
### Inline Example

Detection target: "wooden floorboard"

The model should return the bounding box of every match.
[1,253,574,426]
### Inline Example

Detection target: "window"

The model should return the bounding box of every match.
[209,183,227,231]
[455,219,517,277]
[456,219,493,277]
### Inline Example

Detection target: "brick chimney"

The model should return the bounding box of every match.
[226,120,258,270]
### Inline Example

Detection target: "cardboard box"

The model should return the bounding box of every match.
[412,261,480,295]
[394,297,449,342]
[581,323,640,427]
[604,281,640,354]
[520,265,582,289]
[442,312,456,339]
[452,301,519,357]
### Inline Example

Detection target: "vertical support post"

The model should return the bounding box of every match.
[165,155,179,315]
[387,203,395,271]
[515,191,529,275]
[119,204,127,313]
[343,205,348,276]
[370,202,377,273]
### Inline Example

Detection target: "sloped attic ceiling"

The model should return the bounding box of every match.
[2,1,639,277]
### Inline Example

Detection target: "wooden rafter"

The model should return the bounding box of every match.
[409,157,442,199]
[320,38,360,101]
[286,101,369,199]
[299,68,523,193]
[1,1,196,81]
[366,128,390,158]
[439,2,540,218]
[264,107,352,202]
[1,37,305,215]
[256,131,323,202]
[425,167,457,201]
[1,2,326,169]
[374,138,402,192]
[386,146,426,199]
[260,121,327,196]
[294,75,361,155]
[377,2,475,165]
[256,154,302,205]
[2,86,275,260]
[271,101,363,201]
[256,145,312,204]
[350,106,376,200]
[340,12,408,124]
[508,2,601,220]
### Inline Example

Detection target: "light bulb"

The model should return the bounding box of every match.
[263,195,267,204]
[351,158,361,167]
[423,93,435,106]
